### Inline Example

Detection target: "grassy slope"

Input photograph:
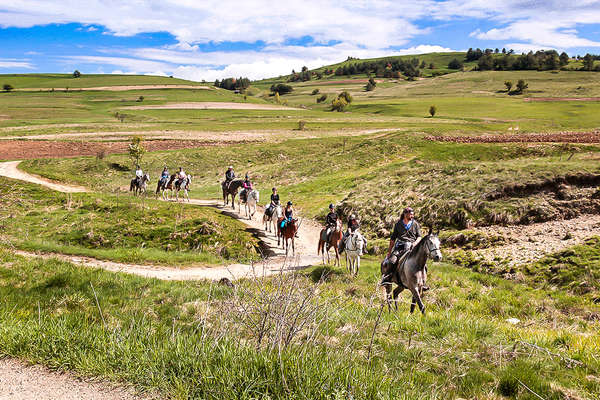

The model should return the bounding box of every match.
[0,177,260,265]
[0,73,205,89]
[22,134,600,234]
[0,249,598,399]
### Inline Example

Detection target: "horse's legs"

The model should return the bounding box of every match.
[356,255,361,276]
[392,286,404,310]
[384,284,393,312]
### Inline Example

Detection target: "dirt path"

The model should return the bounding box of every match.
[0,161,322,281]
[0,358,144,400]
[123,102,299,110]
[475,214,600,266]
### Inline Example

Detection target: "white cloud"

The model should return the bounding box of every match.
[0,59,34,69]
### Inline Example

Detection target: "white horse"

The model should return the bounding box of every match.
[345,230,365,276]
[175,175,192,202]
[263,203,282,234]
[243,189,259,219]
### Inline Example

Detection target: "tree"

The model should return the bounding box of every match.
[428,63,435,69]
[331,97,348,112]
[311,88,320,95]
[337,91,353,103]
[270,83,293,95]
[3,84,13,92]
[316,94,327,103]
[365,81,375,91]
[448,58,463,69]
[429,105,437,117]
[274,92,281,104]
[559,52,570,66]
[368,77,376,86]
[477,54,494,70]
[583,53,595,71]
[504,81,513,92]
[73,70,81,78]
[515,79,528,93]
[420,60,427,69]
[128,136,145,167]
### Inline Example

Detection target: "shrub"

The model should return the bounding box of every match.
[331,97,348,112]
[316,94,327,103]
[128,136,146,166]
[73,70,81,78]
[2,84,13,92]
[274,92,281,104]
[311,88,320,95]
[368,77,376,86]
[448,58,463,69]
[136,96,144,102]
[504,81,513,92]
[298,120,306,130]
[337,91,353,103]
[365,81,375,91]
[270,83,293,95]
[429,105,437,117]
[516,79,528,93]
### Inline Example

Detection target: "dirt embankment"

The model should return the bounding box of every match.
[0,140,234,160]
[426,131,600,144]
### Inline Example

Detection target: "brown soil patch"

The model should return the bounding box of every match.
[524,97,600,102]
[0,140,228,160]
[17,85,210,92]
[124,102,298,110]
[426,131,600,144]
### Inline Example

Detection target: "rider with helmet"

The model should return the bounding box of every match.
[241,173,252,203]
[339,213,361,253]
[134,165,143,185]
[324,204,338,242]
[225,166,235,188]
[387,207,421,266]
[266,187,280,216]
[281,201,294,229]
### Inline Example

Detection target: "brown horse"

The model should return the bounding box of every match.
[317,219,343,266]
[222,179,244,210]
[277,217,299,256]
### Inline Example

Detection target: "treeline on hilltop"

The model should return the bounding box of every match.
[466,48,600,71]
[213,77,251,91]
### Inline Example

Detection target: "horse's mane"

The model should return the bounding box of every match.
[408,234,429,256]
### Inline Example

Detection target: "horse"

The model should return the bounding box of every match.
[344,230,366,276]
[222,179,244,210]
[380,231,442,314]
[175,175,192,202]
[263,204,282,234]
[130,173,150,196]
[155,175,173,200]
[240,189,259,220]
[317,219,343,266]
[277,217,299,256]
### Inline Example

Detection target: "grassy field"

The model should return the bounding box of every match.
[0,248,599,399]
[0,73,207,89]
[0,177,260,265]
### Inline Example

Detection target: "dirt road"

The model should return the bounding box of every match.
[0,161,322,281]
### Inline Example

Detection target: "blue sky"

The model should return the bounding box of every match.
[1,1,600,81]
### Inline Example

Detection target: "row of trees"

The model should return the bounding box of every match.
[467,48,599,71]
[214,77,251,91]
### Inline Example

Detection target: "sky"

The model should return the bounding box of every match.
[1,1,600,81]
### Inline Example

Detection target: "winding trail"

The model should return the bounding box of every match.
[0,160,322,281]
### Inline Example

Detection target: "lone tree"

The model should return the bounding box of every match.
[447,58,463,69]
[331,97,348,112]
[73,70,81,78]
[515,79,528,93]
[504,81,513,92]
[128,136,146,167]
[3,84,13,92]
[365,81,375,91]
[583,53,595,71]
[429,105,437,117]
[337,91,353,104]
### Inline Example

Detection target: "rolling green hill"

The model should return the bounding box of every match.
[0,73,207,89]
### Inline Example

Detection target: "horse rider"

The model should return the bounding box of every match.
[134,165,143,185]
[225,166,235,188]
[387,206,421,267]
[241,173,252,202]
[176,167,187,186]
[324,204,338,242]
[266,187,280,216]
[339,213,360,253]
[160,166,170,184]
[280,201,294,229]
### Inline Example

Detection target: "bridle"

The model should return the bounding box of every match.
[424,238,440,257]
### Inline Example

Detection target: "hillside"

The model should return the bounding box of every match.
[0,73,207,89]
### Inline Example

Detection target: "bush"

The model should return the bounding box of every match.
[516,79,528,93]
[316,94,327,103]
[331,97,348,112]
[136,96,144,102]
[73,70,81,78]
[3,84,13,92]
[448,58,463,69]
[368,77,376,86]
[298,120,306,130]
[337,91,353,103]
[365,82,375,91]
[311,89,320,95]
[128,136,146,166]
[504,81,513,92]
[429,105,437,117]
[270,83,293,95]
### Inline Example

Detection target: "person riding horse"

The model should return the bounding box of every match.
[339,213,360,253]
[387,207,421,266]
[240,174,252,203]
[266,187,280,216]
[175,167,187,186]
[160,166,169,184]
[225,166,235,189]
[280,201,294,229]
[134,165,143,186]
[324,204,338,243]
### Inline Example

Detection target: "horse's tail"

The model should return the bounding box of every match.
[130,180,135,191]
[317,239,323,255]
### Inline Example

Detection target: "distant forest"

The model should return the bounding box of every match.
[465,48,600,72]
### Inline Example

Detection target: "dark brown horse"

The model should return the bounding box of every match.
[277,217,299,256]
[156,173,177,200]
[222,179,244,210]
[317,219,343,266]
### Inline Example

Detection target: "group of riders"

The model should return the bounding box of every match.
[132,165,189,188]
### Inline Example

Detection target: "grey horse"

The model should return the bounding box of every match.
[380,231,442,314]
[130,173,150,196]
[222,179,244,210]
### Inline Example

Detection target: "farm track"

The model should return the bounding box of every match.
[0,161,322,281]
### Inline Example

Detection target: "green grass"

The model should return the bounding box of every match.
[0,250,598,399]
[0,177,260,265]
[0,73,207,89]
